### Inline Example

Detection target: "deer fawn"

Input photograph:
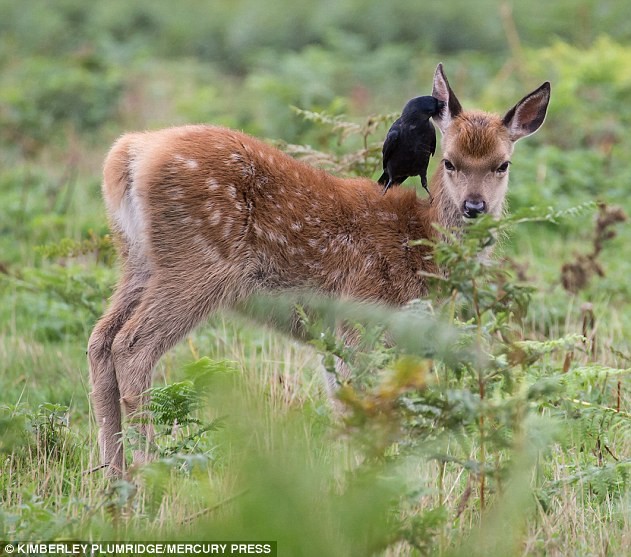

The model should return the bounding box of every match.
[88,64,550,476]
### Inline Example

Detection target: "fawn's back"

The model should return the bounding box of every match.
[104,125,435,307]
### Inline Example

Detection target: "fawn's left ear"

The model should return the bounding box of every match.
[431,63,463,135]
[503,82,551,142]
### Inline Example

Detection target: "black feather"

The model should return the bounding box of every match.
[379,95,444,196]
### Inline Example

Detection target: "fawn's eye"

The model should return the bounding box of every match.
[496,161,511,173]
[444,159,455,172]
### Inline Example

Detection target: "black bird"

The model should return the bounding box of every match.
[378,96,444,196]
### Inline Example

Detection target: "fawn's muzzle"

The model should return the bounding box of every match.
[463,199,486,218]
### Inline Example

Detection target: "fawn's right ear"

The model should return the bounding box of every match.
[431,63,463,135]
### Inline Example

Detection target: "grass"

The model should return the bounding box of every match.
[1,292,630,554]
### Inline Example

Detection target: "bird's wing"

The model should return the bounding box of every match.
[382,125,400,167]
[429,123,437,157]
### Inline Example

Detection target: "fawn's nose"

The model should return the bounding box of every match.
[463,199,486,218]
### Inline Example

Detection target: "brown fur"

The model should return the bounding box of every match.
[451,111,509,160]
[88,65,550,476]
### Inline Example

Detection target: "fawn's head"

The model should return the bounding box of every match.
[431,64,550,219]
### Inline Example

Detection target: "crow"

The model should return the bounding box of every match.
[378,96,444,196]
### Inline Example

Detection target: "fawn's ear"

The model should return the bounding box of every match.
[431,63,463,134]
[502,82,551,142]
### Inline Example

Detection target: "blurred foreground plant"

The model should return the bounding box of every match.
[241,202,629,553]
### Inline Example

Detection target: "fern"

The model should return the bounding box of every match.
[149,381,201,427]
[544,459,631,502]
[36,231,115,263]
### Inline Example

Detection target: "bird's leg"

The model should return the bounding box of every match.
[421,175,432,201]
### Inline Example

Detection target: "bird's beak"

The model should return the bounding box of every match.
[436,100,446,111]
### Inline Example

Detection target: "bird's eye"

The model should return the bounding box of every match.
[444,160,455,171]
[496,161,511,173]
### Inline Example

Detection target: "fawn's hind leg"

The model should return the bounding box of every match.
[88,267,148,476]
[110,269,253,469]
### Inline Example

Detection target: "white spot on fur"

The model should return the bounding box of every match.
[207,178,219,191]
[289,245,305,256]
[173,154,198,170]
[378,211,398,221]
[227,184,237,198]
[290,221,302,232]
[267,230,287,245]
[209,211,221,226]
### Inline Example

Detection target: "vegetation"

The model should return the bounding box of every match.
[1,1,630,555]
